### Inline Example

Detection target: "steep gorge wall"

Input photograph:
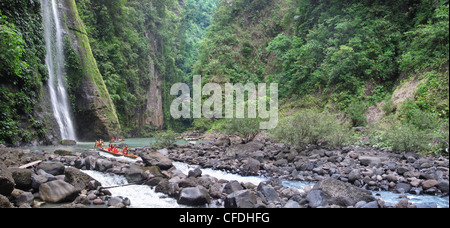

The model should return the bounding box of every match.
[59,0,121,140]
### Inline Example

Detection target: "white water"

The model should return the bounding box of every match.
[173,162,267,186]
[81,159,448,208]
[41,0,77,141]
[82,170,184,208]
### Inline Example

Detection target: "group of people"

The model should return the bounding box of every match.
[95,139,130,156]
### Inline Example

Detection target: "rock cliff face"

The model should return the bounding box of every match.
[142,59,164,130]
[59,0,121,140]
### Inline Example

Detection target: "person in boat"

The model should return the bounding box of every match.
[122,146,129,156]
[95,140,99,148]
[108,144,113,152]
[113,145,119,154]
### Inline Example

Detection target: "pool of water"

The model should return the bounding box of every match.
[21,138,190,153]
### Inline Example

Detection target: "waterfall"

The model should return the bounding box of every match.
[41,0,77,140]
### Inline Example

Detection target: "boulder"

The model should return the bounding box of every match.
[348,169,361,183]
[359,156,382,167]
[225,190,258,208]
[15,191,34,207]
[177,186,211,206]
[306,190,328,208]
[95,159,113,172]
[39,180,80,203]
[225,142,265,159]
[395,182,412,193]
[243,158,260,176]
[257,183,281,203]
[64,167,101,190]
[84,156,97,170]
[31,175,49,190]
[124,165,145,183]
[422,179,439,190]
[223,180,244,194]
[8,168,32,190]
[188,167,202,178]
[37,161,65,176]
[140,151,173,170]
[312,178,375,207]
[60,140,77,146]
[437,181,449,194]
[0,195,13,208]
[0,163,15,196]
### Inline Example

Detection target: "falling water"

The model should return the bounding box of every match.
[41,0,77,140]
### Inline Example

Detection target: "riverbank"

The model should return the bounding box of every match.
[171,133,449,197]
[0,133,448,208]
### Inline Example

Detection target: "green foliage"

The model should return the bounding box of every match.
[269,109,353,150]
[382,98,397,116]
[0,18,25,77]
[76,0,219,134]
[346,101,368,127]
[216,117,261,143]
[368,109,448,154]
[192,118,215,132]
[153,130,179,149]
[0,1,47,145]
[399,3,449,72]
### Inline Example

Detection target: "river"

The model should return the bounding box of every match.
[23,138,449,208]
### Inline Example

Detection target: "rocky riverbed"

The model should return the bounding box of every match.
[0,133,448,208]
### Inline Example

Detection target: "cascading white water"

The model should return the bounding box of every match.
[41,0,77,140]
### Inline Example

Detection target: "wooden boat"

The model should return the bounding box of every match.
[97,147,138,159]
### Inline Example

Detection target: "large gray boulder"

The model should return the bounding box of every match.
[223,180,244,194]
[359,156,382,167]
[225,190,258,208]
[306,190,328,208]
[243,158,260,176]
[39,180,80,203]
[37,161,65,176]
[8,168,32,190]
[225,142,265,159]
[312,178,375,207]
[257,183,280,203]
[0,163,14,196]
[139,151,173,170]
[177,186,211,206]
[64,167,101,190]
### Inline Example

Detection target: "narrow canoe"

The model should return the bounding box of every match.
[97,147,138,159]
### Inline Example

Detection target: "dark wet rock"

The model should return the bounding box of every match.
[359,156,381,167]
[8,168,32,190]
[139,151,173,170]
[39,180,80,203]
[64,167,100,190]
[223,180,243,194]
[312,178,375,207]
[178,186,211,206]
[225,190,258,208]
[243,158,260,176]
[257,183,280,203]
[0,163,14,196]
[0,195,13,208]
[188,167,202,178]
[37,161,65,176]
[306,190,328,208]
